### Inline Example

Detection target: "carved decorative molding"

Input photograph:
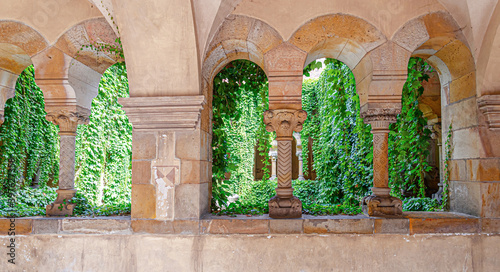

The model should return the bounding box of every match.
[360,108,401,124]
[119,96,206,131]
[263,109,307,140]
[45,108,90,134]
[478,95,500,130]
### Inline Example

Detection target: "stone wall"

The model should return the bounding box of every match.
[1,213,500,271]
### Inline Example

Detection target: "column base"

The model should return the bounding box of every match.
[269,196,302,219]
[46,189,77,216]
[361,194,403,217]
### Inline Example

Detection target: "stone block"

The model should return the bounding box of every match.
[269,219,303,234]
[480,182,500,218]
[393,18,429,52]
[374,218,409,234]
[174,183,209,220]
[61,218,131,234]
[32,219,60,234]
[445,97,478,130]
[434,39,475,80]
[132,132,157,160]
[481,218,500,233]
[181,160,210,184]
[200,219,269,234]
[175,130,206,161]
[304,218,373,234]
[449,72,476,103]
[449,159,467,181]
[451,181,481,216]
[0,218,32,235]
[132,160,152,184]
[131,184,156,219]
[409,218,479,234]
[452,128,482,160]
[131,219,199,234]
[467,159,500,182]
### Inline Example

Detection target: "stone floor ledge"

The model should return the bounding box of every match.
[0,212,496,236]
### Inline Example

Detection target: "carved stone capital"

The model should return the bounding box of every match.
[478,95,500,130]
[119,95,206,131]
[263,109,307,140]
[46,108,90,134]
[361,108,400,123]
[269,196,302,219]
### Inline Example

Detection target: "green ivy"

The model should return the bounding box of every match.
[74,62,132,207]
[211,60,270,210]
[388,58,433,198]
[0,65,60,196]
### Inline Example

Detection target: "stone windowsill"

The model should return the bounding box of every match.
[1,212,498,236]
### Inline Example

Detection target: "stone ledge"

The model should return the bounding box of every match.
[1,212,497,236]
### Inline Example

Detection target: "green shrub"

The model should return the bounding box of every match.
[402,197,439,211]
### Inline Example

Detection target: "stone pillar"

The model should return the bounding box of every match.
[45,109,89,216]
[264,109,307,218]
[294,132,305,181]
[269,140,278,180]
[119,95,208,220]
[361,109,403,216]
[297,151,305,181]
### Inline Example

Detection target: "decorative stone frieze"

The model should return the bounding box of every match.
[263,109,307,218]
[478,95,500,130]
[119,96,206,131]
[361,107,403,216]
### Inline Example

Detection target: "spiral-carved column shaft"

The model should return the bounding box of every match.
[263,109,306,218]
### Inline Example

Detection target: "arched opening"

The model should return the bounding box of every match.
[210,59,271,213]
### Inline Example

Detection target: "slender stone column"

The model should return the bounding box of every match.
[269,140,278,180]
[270,152,278,180]
[361,109,402,216]
[264,109,307,218]
[297,151,305,181]
[45,109,89,216]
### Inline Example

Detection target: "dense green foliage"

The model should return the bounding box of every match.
[211,60,271,210]
[0,63,132,217]
[212,57,438,215]
[0,66,60,196]
[388,58,433,198]
[74,63,132,207]
[301,60,373,208]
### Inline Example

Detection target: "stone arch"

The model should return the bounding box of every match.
[0,20,49,123]
[393,11,491,216]
[288,13,387,107]
[202,15,283,82]
[54,17,122,74]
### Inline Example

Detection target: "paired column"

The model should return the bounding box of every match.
[361,109,403,216]
[269,140,277,180]
[45,109,89,216]
[264,109,307,218]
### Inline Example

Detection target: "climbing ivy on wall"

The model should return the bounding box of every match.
[211,60,270,210]
[301,60,373,207]
[388,58,433,198]
[0,65,60,196]
[74,62,132,207]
